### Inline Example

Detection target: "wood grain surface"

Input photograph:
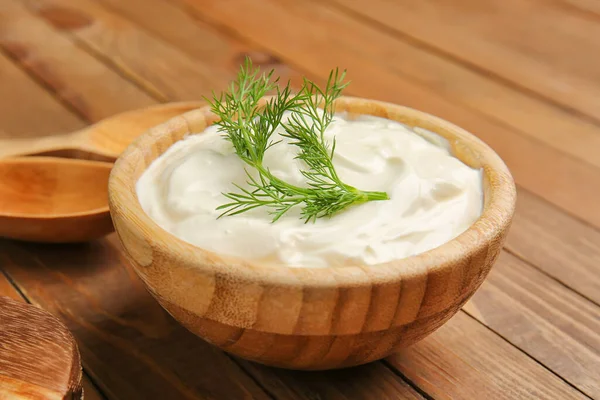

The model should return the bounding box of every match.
[325,0,600,122]
[0,0,598,398]
[0,0,156,122]
[0,51,84,137]
[0,157,113,242]
[0,274,105,400]
[0,295,82,400]
[0,237,424,399]
[464,252,600,397]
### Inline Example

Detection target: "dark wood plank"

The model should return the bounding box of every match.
[82,379,104,400]
[464,252,600,398]
[326,0,600,122]
[506,189,600,304]
[0,272,22,301]
[236,360,423,400]
[0,237,272,400]
[0,52,84,137]
[0,236,425,399]
[184,0,600,230]
[387,312,589,400]
[0,0,156,123]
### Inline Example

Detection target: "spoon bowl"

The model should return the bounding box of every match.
[0,157,113,242]
[0,102,204,161]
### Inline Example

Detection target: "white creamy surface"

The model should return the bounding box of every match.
[137,113,483,268]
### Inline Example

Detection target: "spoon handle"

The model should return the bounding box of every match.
[0,132,82,159]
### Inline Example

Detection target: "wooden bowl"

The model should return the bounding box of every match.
[108,97,516,370]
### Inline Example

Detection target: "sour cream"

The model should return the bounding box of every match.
[137,113,483,268]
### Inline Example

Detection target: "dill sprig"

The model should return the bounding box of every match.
[207,58,389,223]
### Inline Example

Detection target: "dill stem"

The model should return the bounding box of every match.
[364,191,390,201]
[253,163,312,195]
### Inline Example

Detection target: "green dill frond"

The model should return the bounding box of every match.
[206,57,389,223]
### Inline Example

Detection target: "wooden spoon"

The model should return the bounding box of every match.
[0,157,113,243]
[0,295,82,400]
[0,102,203,161]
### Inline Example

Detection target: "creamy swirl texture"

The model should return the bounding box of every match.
[137,113,483,268]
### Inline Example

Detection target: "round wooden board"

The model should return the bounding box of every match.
[0,296,82,400]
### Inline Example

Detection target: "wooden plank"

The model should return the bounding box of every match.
[0,236,425,399]
[236,359,424,400]
[558,0,600,16]
[82,379,104,400]
[20,0,231,101]
[505,189,600,304]
[90,0,304,88]
[325,0,600,122]
[464,252,600,398]
[322,0,600,169]
[387,312,589,400]
[0,237,272,400]
[0,52,84,137]
[192,0,600,169]
[184,0,600,229]
[0,274,106,400]
[0,0,156,122]
[92,0,244,66]
[0,271,23,301]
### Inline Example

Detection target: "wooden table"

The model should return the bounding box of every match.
[0,0,598,399]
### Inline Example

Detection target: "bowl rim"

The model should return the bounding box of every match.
[109,96,516,289]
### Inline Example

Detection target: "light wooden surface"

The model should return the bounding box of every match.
[0,0,598,397]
